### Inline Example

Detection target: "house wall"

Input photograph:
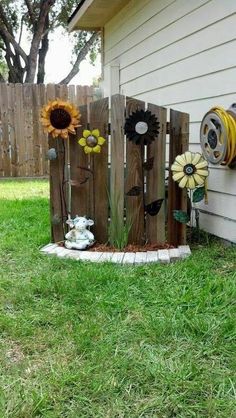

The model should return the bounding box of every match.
[103,0,236,242]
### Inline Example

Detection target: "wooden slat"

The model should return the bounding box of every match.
[8,84,17,177]
[39,84,48,176]
[47,84,66,242]
[110,94,125,245]
[89,98,109,243]
[0,84,11,177]
[70,105,89,218]
[168,109,189,246]
[125,97,145,244]
[146,103,167,244]
[23,84,34,176]
[32,84,41,176]
[14,84,24,176]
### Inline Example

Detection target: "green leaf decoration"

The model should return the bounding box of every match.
[193,186,205,203]
[173,210,190,224]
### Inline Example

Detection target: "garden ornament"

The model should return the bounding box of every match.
[64,216,95,250]
[78,129,106,154]
[124,109,159,145]
[40,99,81,139]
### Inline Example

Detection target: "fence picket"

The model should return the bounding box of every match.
[125,97,145,245]
[168,109,189,246]
[146,103,167,244]
[89,97,109,243]
[110,94,125,246]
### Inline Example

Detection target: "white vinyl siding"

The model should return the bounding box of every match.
[103,0,236,242]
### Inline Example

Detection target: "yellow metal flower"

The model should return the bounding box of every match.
[78,129,106,154]
[40,99,80,139]
[171,151,209,189]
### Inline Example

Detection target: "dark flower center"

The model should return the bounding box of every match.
[50,108,71,129]
[184,163,196,176]
[86,135,98,147]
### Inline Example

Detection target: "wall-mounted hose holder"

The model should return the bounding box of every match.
[200,104,236,169]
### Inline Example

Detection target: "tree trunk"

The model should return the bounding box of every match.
[37,17,49,84]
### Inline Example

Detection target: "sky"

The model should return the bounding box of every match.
[45,29,101,85]
[22,27,101,86]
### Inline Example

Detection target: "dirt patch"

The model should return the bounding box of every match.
[89,242,174,252]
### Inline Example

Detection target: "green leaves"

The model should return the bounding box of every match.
[193,186,205,203]
[173,210,190,224]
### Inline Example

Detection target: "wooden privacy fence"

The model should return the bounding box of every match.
[49,94,189,247]
[0,83,94,177]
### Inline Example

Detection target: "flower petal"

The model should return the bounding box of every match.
[78,138,86,146]
[185,151,193,164]
[93,145,101,153]
[84,145,92,154]
[195,160,208,169]
[83,130,91,138]
[98,136,106,145]
[92,129,100,138]
[178,175,188,188]
[171,163,184,172]
[173,172,185,181]
[193,173,204,185]
[196,169,209,177]
[192,153,202,165]
[175,154,186,166]
[187,176,196,189]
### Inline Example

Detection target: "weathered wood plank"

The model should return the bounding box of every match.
[125,97,145,244]
[168,109,189,246]
[89,98,109,243]
[14,84,24,176]
[70,105,90,217]
[110,94,125,245]
[23,84,34,176]
[32,84,41,176]
[0,84,11,177]
[146,103,167,244]
[7,84,17,177]
[39,84,48,176]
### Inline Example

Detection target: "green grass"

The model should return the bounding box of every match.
[0,179,235,417]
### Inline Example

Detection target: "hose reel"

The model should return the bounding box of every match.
[200,104,236,168]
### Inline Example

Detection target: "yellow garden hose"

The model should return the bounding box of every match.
[211,106,236,166]
[200,106,236,167]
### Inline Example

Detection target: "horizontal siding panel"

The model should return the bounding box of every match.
[105,0,174,51]
[120,40,236,97]
[129,67,236,106]
[164,93,236,121]
[199,212,236,243]
[198,191,236,220]
[105,0,236,65]
[120,14,236,81]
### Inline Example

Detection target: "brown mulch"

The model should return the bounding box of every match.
[89,242,174,252]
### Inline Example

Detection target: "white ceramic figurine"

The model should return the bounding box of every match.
[65,216,95,250]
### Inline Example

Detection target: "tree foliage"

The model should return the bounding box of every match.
[0,0,100,84]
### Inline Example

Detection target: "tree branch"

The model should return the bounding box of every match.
[59,32,99,85]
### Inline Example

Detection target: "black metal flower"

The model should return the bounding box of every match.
[124,109,159,145]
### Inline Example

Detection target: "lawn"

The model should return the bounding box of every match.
[0,180,235,418]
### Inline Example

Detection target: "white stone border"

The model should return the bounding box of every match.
[40,244,191,265]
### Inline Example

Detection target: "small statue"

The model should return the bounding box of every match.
[65,216,95,250]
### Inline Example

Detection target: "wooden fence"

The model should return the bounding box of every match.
[49,94,189,246]
[0,83,94,177]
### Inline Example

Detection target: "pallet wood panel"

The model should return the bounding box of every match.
[146,103,167,244]
[89,97,109,243]
[168,109,189,246]
[110,94,125,245]
[125,97,145,245]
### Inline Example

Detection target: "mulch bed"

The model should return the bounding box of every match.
[89,242,174,252]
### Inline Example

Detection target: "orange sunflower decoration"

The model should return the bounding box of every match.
[40,99,80,139]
